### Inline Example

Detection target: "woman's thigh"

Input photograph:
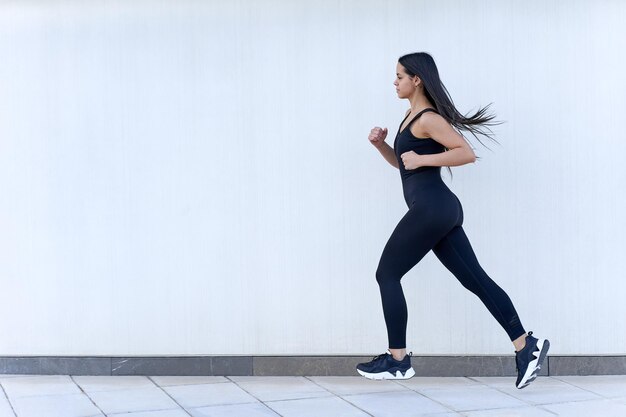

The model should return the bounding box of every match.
[377,206,452,280]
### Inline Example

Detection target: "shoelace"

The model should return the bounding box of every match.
[369,352,389,362]
[369,351,413,363]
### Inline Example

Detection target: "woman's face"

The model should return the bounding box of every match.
[394,63,419,99]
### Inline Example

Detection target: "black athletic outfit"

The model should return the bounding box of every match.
[376,108,526,349]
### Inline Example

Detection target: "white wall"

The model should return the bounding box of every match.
[1,0,624,356]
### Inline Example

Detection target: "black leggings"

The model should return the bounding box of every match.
[376,189,526,349]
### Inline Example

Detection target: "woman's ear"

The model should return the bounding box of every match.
[413,76,422,88]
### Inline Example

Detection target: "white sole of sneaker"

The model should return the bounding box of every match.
[357,367,415,380]
[517,338,550,389]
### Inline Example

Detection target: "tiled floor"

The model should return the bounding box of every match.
[0,374,625,417]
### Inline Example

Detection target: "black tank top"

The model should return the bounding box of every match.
[393,108,445,181]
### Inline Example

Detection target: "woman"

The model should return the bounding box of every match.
[356,52,549,389]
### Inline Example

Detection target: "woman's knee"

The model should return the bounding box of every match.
[376,264,397,285]
[375,266,384,284]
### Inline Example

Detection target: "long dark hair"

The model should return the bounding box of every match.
[398,52,502,176]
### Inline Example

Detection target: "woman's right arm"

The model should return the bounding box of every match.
[368,126,399,169]
[376,142,399,169]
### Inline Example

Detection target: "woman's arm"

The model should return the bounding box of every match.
[368,125,400,169]
[376,142,400,169]
[369,109,410,169]
[400,112,476,169]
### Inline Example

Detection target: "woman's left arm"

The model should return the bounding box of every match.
[400,112,476,169]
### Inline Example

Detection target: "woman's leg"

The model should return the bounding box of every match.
[431,224,551,390]
[376,206,449,357]
[432,225,527,342]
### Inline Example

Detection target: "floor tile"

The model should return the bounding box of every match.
[1,373,624,417]
[11,393,103,417]
[86,387,180,414]
[397,377,483,390]
[109,409,189,417]
[74,376,154,392]
[461,405,555,416]
[342,390,451,416]
[461,406,555,417]
[162,382,257,408]
[543,398,626,417]
[229,376,331,401]
[150,376,228,387]
[613,396,626,406]
[266,395,369,417]
[467,377,523,388]
[553,375,626,398]
[1,375,81,398]
[0,394,15,417]
[416,384,526,412]
[308,376,408,396]
[472,376,601,405]
[189,402,280,417]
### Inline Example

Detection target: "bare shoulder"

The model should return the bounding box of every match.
[415,110,468,149]
[419,110,447,126]
[411,110,448,138]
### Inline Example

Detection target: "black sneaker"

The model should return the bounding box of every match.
[515,331,550,389]
[356,350,415,380]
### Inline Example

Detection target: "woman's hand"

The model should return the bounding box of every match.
[400,151,423,170]
[368,127,388,149]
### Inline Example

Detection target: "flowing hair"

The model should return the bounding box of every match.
[398,52,503,177]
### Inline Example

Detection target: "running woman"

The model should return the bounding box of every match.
[356,52,549,389]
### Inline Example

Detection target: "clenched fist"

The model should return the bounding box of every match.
[368,127,388,149]
[401,151,423,170]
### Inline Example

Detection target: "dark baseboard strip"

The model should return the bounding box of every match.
[1,356,624,376]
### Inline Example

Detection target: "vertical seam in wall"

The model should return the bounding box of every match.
[247,356,253,376]
[547,356,550,376]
